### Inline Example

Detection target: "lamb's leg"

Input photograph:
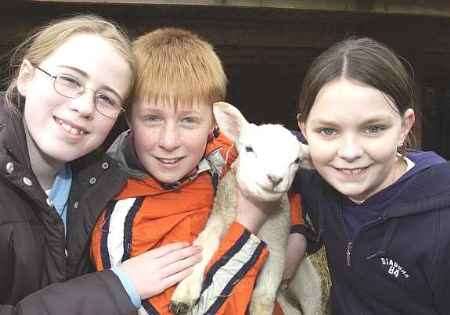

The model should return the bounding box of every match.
[289,255,325,315]
[170,214,227,314]
[249,209,290,315]
[249,241,286,315]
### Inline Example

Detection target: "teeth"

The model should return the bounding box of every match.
[57,119,85,136]
[340,168,364,175]
[158,158,180,164]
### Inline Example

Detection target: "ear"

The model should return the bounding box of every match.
[213,102,249,142]
[399,108,415,145]
[16,59,35,97]
[297,120,308,142]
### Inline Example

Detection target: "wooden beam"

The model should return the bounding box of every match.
[28,0,450,18]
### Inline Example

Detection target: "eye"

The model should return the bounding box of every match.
[96,92,118,108]
[319,127,337,136]
[57,74,82,89]
[245,146,254,153]
[180,115,202,129]
[363,125,386,135]
[181,116,200,124]
[143,115,162,123]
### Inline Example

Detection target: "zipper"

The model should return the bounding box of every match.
[346,241,353,267]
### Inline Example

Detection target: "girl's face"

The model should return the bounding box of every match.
[130,99,214,184]
[17,33,132,165]
[300,78,415,203]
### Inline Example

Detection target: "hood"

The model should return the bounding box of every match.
[383,151,450,219]
[107,129,149,179]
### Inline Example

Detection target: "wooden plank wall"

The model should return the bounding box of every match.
[2,2,450,154]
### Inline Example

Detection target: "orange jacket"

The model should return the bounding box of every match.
[91,133,303,314]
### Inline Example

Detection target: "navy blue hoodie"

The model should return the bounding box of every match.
[294,151,450,314]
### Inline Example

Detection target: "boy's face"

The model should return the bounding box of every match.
[130,99,214,184]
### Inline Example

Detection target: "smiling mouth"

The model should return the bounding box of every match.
[155,157,184,165]
[334,166,369,176]
[55,118,87,136]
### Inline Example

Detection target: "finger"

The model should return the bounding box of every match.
[145,242,192,259]
[160,266,196,289]
[161,251,202,278]
[155,244,202,265]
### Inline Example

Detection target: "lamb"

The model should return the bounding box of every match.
[170,102,326,315]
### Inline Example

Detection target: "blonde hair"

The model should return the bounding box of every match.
[131,27,227,109]
[6,14,136,109]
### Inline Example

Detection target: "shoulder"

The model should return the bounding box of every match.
[292,169,331,197]
[204,132,238,177]
[401,158,450,197]
[205,132,237,162]
[71,153,127,197]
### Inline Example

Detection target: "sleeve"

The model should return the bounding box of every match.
[194,222,269,315]
[291,171,324,254]
[288,191,306,234]
[111,266,141,308]
[0,270,136,315]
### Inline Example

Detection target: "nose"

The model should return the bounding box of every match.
[68,91,96,118]
[158,122,180,151]
[267,174,282,187]
[337,135,363,162]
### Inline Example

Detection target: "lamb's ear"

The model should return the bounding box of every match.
[298,142,314,169]
[213,102,248,142]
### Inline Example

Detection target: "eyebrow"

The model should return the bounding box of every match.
[56,65,124,102]
[310,115,393,126]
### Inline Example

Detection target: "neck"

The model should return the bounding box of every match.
[24,122,63,190]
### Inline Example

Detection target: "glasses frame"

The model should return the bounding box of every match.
[34,65,124,119]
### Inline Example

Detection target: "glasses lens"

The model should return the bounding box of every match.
[54,74,83,98]
[94,91,123,118]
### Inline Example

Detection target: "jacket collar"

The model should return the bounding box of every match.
[0,97,51,210]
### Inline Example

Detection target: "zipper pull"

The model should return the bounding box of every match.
[346,242,353,267]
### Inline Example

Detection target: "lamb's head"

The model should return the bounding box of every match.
[213,102,310,202]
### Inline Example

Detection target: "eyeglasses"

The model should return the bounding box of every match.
[35,66,124,119]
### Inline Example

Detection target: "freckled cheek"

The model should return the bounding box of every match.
[133,126,161,150]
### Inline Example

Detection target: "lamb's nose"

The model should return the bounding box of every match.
[267,174,282,187]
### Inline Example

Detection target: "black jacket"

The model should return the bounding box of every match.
[294,153,450,315]
[0,98,135,314]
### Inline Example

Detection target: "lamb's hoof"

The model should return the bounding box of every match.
[169,302,190,314]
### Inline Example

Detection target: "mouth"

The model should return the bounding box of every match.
[55,117,88,136]
[333,165,370,177]
[155,157,185,165]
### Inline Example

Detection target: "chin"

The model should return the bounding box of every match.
[243,185,281,202]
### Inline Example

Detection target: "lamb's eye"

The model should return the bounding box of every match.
[245,146,254,153]
[294,157,300,164]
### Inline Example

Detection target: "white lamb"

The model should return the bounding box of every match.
[170,102,324,315]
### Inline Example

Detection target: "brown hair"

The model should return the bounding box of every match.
[131,27,227,109]
[6,14,136,109]
[298,37,417,148]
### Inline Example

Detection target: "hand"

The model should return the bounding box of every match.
[235,188,279,234]
[281,233,307,289]
[119,242,202,299]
